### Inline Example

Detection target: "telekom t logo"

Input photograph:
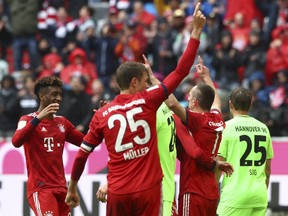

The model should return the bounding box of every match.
[44,137,63,152]
[44,137,54,152]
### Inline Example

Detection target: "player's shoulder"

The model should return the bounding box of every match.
[223,118,237,133]
[231,115,265,126]
[23,112,37,120]
[53,114,69,124]
[54,114,65,119]
[249,116,266,126]
[210,108,221,115]
[146,85,161,93]
[225,118,235,125]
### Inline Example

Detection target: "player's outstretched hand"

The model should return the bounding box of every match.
[142,54,153,77]
[100,100,107,108]
[195,56,211,80]
[65,191,80,208]
[93,100,108,112]
[191,1,206,39]
[142,54,160,85]
[217,161,234,177]
[96,183,108,203]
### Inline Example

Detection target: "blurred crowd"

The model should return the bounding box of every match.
[0,0,288,140]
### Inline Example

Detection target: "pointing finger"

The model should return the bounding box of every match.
[142,54,148,63]
[198,55,203,65]
[193,2,201,16]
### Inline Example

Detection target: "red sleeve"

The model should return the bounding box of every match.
[12,116,38,148]
[163,38,200,95]
[65,118,85,146]
[174,115,215,170]
[71,148,90,181]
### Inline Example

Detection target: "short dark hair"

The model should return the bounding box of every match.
[229,87,252,111]
[116,61,147,90]
[34,76,63,100]
[193,83,215,111]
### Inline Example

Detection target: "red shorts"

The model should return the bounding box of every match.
[107,182,162,216]
[178,193,218,216]
[28,189,70,216]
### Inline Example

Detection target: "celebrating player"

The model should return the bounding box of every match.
[12,76,84,216]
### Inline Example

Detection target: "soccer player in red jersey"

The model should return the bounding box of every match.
[164,57,227,216]
[12,76,84,216]
[65,3,206,215]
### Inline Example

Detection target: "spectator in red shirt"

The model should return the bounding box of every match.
[114,20,146,63]
[224,0,263,28]
[38,53,63,79]
[60,47,97,94]
[131,0,156,30]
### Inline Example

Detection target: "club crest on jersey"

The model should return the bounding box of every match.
[58,124,65,133]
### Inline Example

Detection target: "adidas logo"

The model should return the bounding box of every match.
[41,127,47,132]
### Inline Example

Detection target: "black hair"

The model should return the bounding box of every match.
[34,76,62,100]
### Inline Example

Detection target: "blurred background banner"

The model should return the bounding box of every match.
[0,138,287,216]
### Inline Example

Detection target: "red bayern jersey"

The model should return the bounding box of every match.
[71,37,200,193]
[81,38,200,195]
[12,112,84,198]
[83,85,166,194]
[178,109,225,200]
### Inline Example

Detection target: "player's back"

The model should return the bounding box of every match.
[179,110,224,199]
[186,109,224,156]
[218,115,274,208]
[86,91,164,195]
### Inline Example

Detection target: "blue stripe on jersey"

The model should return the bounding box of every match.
[161,83,168,98]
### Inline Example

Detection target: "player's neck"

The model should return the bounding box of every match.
[190,107,203,113]
[120,89,137,95]
[232,110,249,117]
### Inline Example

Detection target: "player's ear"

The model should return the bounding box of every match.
[193,98,198,107]
[38,89,46,101]
[229,100,233,110]
[131,77,138,88]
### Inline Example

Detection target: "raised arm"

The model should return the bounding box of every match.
[143,55,187,123]
[196,56,221,112]
[160,2,206,95]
